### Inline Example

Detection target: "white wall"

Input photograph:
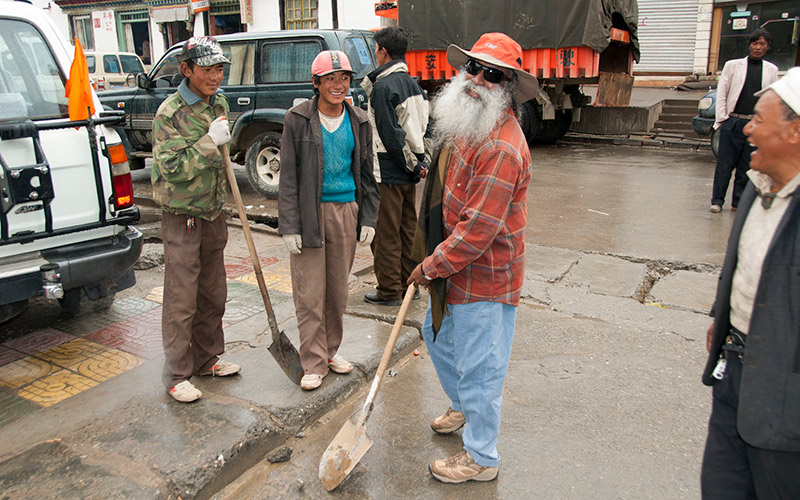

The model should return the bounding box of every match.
[334,0,382,29]
[250,1,282,31]
[92,10,119,51]
[31,0,70,41]
[694,0,713,74]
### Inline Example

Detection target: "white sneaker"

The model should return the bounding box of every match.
[301,373,326,390]
[328,354,353,374]
[169,380,202,403]
[200,359,241,377]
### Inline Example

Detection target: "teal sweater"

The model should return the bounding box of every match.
[321,108,357,203]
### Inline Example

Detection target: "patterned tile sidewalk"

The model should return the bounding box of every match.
[0,255,304,428]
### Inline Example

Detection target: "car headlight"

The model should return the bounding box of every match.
[698,97,713,111]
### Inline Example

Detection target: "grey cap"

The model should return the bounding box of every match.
[178,37,230,67]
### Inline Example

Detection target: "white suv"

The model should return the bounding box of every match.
[0,1,142,323]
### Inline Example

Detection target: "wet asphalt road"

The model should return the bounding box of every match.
[198,143,728,499]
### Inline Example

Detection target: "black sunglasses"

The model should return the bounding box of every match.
[464,58,511,84]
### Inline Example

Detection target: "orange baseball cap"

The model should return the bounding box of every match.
[311,50,355,77]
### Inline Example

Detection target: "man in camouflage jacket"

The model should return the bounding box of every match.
[151,36,241,403]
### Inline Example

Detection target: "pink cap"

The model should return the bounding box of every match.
[311,50,354,77]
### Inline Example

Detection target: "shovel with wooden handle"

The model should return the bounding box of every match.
[318,284,417,491]
[220,145,304,385]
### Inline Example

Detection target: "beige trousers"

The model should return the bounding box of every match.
[290,202,358,375]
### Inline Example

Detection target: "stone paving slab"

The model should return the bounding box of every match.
[525,244,583,283]
[649,269,717,313]
[562,253,648,298]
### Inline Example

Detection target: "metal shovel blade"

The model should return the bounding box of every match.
[319,415,373,491]
[268,330,304,385]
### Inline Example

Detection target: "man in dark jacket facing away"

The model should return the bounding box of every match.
[701,67,800,499]
[362,26,429,306]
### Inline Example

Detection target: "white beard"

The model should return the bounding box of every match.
[430,71,513,149]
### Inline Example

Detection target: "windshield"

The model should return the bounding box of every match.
[119,54,144,74]
[343,35,374,81]
[0,19,68,121]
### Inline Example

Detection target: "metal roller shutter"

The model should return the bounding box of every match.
[634,0,699,73]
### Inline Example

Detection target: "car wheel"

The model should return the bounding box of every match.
[58,288,116,317]
[533,109,572,144]
[711,127,720,158]
[0,300,28,325]
[245,131,282,198]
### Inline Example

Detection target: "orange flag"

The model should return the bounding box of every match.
[64,37,95,121]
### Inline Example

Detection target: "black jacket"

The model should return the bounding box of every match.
[361,59,428,184]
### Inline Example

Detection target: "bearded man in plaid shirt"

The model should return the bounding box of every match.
[408,32,538,484]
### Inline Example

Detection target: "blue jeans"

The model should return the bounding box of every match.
[423,301,517,467]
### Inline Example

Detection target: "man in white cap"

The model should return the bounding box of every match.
[701,66,800,499]
[408,32,538,483]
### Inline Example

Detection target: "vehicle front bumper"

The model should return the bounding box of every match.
[692,116,714,137]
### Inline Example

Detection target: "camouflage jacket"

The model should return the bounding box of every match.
[151,82,230,220]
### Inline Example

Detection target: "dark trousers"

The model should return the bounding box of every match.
[701,353,800,499]
[160,211,228,389]
[711,116,754,208]
[372,183,416,300]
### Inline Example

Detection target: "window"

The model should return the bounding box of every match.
[151,50,182,87]
[261,40,322,83]
[285,0,318,30]
[86,54,96,73]
[72,15,94,51]
[222,42,255,85]
[343,36,375,80]
[0,19,67,120]
[119,54,144,74]
[103,55,121,73]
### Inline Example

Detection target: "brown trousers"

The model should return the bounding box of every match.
[160,211,228,389]
[290,202,358,375]
[372,183,417,300]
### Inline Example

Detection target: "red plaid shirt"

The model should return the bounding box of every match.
[422,109,531,305]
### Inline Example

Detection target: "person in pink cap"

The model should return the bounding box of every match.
[700,66,800,499]
[278,50,379,391]
[408,32,538,483]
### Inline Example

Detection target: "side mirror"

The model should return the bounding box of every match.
[136,73,150,89]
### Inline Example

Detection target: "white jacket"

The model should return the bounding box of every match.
[715,56,779,129]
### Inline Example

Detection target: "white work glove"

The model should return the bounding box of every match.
[283,234,302,255]
[358,226,375,247]
[207,115,231,146]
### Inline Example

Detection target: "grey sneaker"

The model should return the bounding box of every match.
[429,450,498,483]
[431,407,465,434]
[709,204,722,213]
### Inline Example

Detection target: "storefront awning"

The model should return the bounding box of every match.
[152,5,190,23]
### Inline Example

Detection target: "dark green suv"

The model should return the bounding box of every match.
[98,29,376,197]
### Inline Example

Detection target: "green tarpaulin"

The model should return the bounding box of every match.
[399,0,640,62]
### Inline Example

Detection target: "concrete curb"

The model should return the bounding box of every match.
[561,131,712,152]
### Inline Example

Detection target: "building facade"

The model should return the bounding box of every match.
[50,0,380,69]
[633,0,798,77]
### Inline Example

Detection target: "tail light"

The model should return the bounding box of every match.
[97,77,106,91]
[106,143,134,210]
